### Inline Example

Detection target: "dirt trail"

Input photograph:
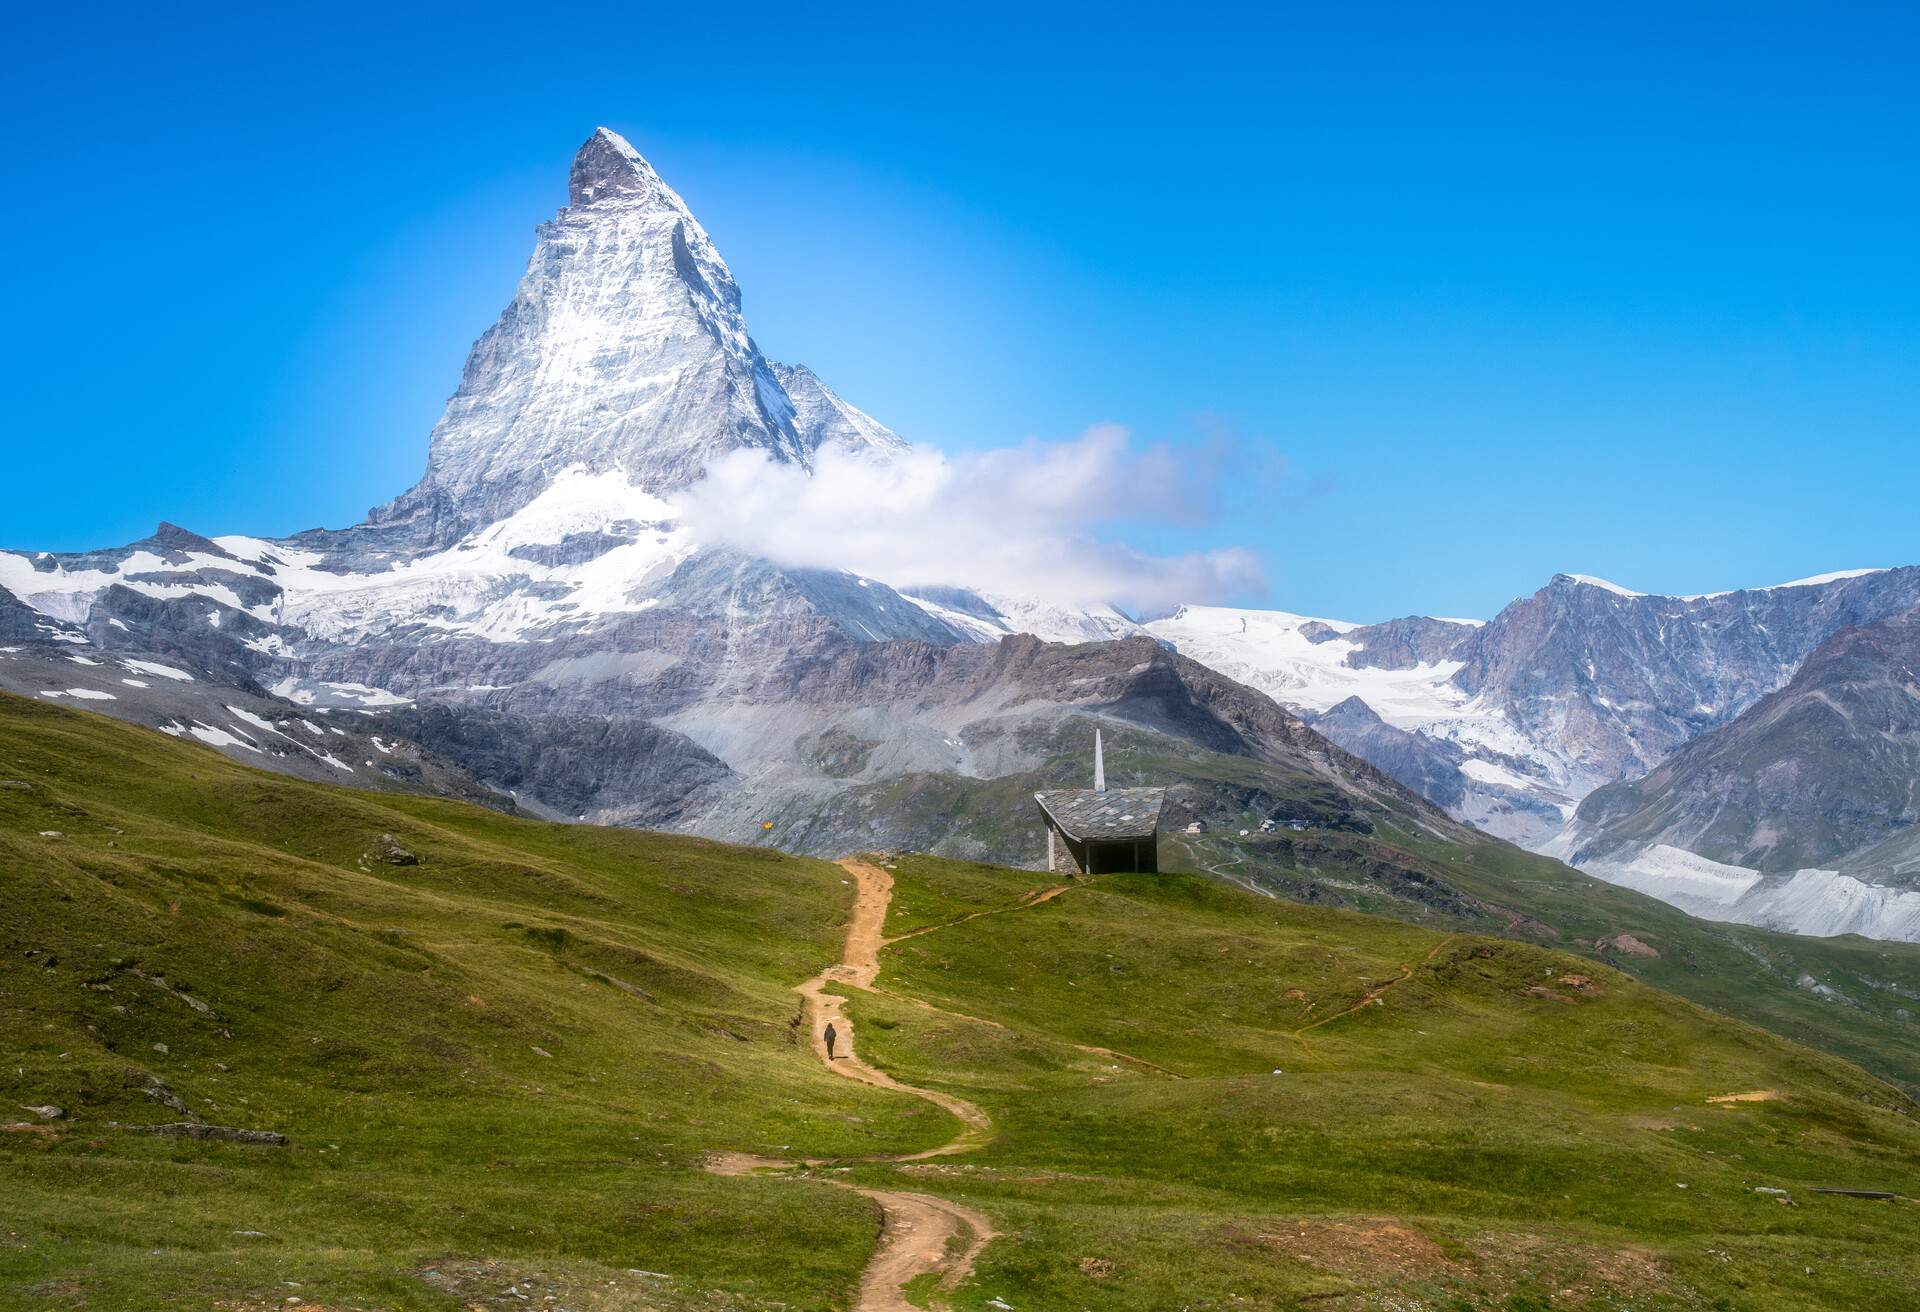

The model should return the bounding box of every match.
[1295,935,1457,1036]
[798,858,994,1156]
[883,881,1072,947]
[1074,1043,1185,1078]
[703,857,1000,1310]
[877,985,1181,1080]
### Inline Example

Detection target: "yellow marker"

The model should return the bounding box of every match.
[761,821,775,830]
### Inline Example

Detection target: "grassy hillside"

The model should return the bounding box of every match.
[1167,806,1920,1095]
[856,854,1920,1310]
[0,693,947,1309]
[3,692,1918,1310]
[782,711,1920,1096]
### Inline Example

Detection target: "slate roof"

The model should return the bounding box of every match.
[1034,787,1166,841]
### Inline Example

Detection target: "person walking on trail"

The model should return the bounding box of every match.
[824,1022,839,1060]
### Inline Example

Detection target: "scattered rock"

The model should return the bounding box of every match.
[1754,1187,1796,1204]
[132,970,215,1015]
[135,1073,194,1116]
[0,780,31,790]
[19,1105,63,1121]
[1599,932,1660,958]
[152,1042,169,1055]
[133,1122,288,1146]
[530,1045,553,1059]
[38,831,64,839]
[378,834,419,866]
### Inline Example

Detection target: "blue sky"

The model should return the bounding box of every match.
[5,2,1916,621]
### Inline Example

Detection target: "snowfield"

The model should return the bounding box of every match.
[1573,844,1920,943]
[1144,604,1472,725]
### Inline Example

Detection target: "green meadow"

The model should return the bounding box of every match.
[3,693,1915,1309]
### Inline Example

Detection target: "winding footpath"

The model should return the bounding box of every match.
[707,857,1035,1311]
[1293,933,1458,1036]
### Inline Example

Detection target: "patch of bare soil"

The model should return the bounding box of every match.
[1707,1089,1780,1104]
[1598,932,1660,958]
[1262,1219,1680,1306]
[1466,1230,1672,1299]
[1265,1217,1463,1284]
[412,1257,685,1311]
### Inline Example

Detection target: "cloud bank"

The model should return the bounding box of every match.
[672,425,1263,612]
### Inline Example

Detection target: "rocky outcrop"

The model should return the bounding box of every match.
[134,1122,288,1146]
[1311,696,1470,809]
[1338,616,1480,670]
[373,703,731,825]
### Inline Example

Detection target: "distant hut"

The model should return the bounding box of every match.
[1034,729,1165,875]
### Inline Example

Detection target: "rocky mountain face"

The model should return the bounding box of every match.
[1144,604,1578,848]
[609,632,1451,866]
[1308,696,1472,810]
[1548,609,1920,940]
[1147,571,1920,856]
[1575,607,1920,874]
[371,128,903,547]
[1454,569,1920,793]
[0,629,506,808]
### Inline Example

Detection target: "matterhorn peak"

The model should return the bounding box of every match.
[568,126,676,209]
[368,127,909,545]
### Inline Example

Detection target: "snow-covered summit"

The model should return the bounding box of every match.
[1555,567,1894,601]
[369,127,879,546]
[569,126,679,209]
[1556,573,1643,597]
[0,130,1123,655]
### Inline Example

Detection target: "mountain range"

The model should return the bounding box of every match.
[1553,608,1920,938]
[2,126,1916,943]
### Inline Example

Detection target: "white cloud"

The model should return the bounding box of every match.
[671,425,1263,612]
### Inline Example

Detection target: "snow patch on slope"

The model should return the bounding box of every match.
[1143,604,1470,726]
[1576,843,1920,942]
[0,550,274,626]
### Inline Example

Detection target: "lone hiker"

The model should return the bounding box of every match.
[824,1022,839,1060]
